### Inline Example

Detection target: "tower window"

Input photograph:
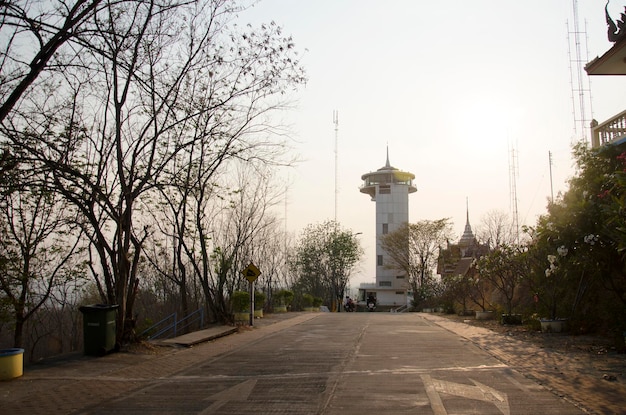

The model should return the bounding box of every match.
[377,255,383,266]
[379,185,390,194]
[379,281,392,287]
[382,223,388,234]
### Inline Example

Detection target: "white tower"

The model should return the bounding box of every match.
[359,149,416,308]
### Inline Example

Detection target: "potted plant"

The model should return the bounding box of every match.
[231,291,250,322]
[273,289,293,313]
[476,246,524,325]
[537,247,570,332]
[254,291,266,318]
[302,293,315,311]
[313,296,324,311]
[468,261,495,320]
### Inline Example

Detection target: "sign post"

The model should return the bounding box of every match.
[241,263,261,326]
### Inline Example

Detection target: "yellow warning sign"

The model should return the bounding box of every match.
[241,262,261,283]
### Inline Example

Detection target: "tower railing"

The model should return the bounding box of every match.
[591,109,626,148]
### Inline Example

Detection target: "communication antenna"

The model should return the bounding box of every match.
[333,110,339,223]
[567,0,594,141]
[548,151,554,203]
[508,143,520,245]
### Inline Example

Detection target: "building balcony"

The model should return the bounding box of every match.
[591,109,626,148]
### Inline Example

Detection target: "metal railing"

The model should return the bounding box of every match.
[140,308,205,340]
[393,304,410,313]
[592,109,626,148]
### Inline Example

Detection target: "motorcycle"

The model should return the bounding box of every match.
[367,301,376,312]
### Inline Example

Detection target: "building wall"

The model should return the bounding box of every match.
[375,182,410,295]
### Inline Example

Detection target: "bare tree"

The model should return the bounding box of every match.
[252,217,292,310]
[380,219,453,305]
[0,173,85,348]
[193,163,286,322]
[0,0,105,123]
[475,210,518,248]
[1,0,306,342]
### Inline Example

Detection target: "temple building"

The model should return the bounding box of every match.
[437,206,489,299]
[585,6,626,148]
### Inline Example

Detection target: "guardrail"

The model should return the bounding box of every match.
[140,308,205,340]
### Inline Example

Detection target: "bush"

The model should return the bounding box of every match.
[231,291,250,312]
[254,291,266,310]
[274,289,294,307]
[313,297,324,307]
[302,293,314,307]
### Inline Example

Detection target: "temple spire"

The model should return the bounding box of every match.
[459,197,475,248]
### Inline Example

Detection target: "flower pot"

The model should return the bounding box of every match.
[254,309,263,318]
[274,305,287,313]
[0,348,24,381]
[422,308,433,313]
[304,307,317,312]
[234,312,250,322]
[540,319,568,333]
[475,310,494,320]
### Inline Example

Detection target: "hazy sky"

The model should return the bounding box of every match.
[240,1,626,287]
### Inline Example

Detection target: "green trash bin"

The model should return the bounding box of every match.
[79,304,119,356]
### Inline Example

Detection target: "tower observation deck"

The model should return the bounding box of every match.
[360,154,417,200]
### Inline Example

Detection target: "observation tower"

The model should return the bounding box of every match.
[358,149,416,308]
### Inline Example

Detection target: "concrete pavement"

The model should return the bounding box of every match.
[0,311,623,414]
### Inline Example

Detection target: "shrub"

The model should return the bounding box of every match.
[254,291,266,310]
[231,291,250,312]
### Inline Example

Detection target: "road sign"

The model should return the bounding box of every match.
[241,262,261,283]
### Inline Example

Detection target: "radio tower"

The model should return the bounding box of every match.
[333,110,339,223]
[509,144,520,246]
[567,0,594,141]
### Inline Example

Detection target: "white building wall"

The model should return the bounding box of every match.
[375,184,410,294]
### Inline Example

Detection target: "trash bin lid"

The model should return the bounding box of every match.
[79,304,119,313]
[0,348,24,357]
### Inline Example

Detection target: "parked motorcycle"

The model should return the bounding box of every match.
[366,295,376,312]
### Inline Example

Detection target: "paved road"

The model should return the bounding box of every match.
[3,312,587,414]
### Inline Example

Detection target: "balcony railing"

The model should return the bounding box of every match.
[592,109,626,148]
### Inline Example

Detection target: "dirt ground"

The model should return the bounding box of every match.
[436,312,626,414]
[441,313,625,359]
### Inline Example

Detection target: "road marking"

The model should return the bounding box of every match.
[200,379,257,413]
[422,374,447,415]
[421,374,510,415]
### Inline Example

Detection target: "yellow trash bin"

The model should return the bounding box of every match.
[0,348,24,380]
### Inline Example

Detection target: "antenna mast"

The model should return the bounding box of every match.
[333,110,339,223]
[567,0,594,141]
[509,144,520,245]
[549,151,554,203]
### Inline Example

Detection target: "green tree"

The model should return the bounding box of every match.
[475,245,527,316]
[526,142,626,330]
[290,220,363,311]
